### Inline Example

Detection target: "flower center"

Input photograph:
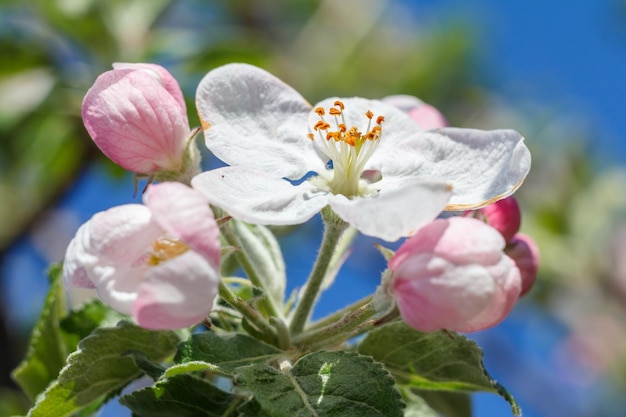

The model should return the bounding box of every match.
[307,100,384,197]
[146,237,189,266]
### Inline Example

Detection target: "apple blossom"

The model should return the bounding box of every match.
[390,217,521,333]
[62,182,220,330]
[382,94,448,129]
[191,63,531,242]
[506,233,539,296]
[82,63,200,181]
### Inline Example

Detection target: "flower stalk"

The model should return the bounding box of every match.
[218,281,278,345]
[289,207,348,335]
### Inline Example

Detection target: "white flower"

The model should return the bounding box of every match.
[191,64,531,241]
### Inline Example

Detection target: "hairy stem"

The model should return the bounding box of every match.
[218,282,277,345]
[289,207,348,335]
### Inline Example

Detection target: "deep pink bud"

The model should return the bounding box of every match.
[382,94,448,129]
[390,217,521,333]
[505,233,539,296]
[82,63,193,175]
[475,196,521,243]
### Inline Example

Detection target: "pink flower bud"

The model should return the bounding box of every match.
[505,233,539,296]
[82,63,193,175]
[473,196,521,243]
[62,182,220,330]
[390,217,521,333]
[382,94,448,129]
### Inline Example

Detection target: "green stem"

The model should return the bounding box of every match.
[292,301,377,348]
[306,294,373,331]
[219,218,281,318]
[289,207,348,335]
[218,282,277,344]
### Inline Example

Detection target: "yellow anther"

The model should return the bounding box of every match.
[146,237,189,266]
[314,121,330,131]
[329,107,342,116]
[307,133,315,141]
[365,125,382,140]
[376,115,385,125]
[315,107,325,116]
[338,123,347,132]
[365,110,374,119]
[334,100,345,110]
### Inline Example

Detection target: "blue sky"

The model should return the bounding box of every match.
[412,0,626,163]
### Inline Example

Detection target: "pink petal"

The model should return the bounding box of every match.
[473,196,521,243]
[82,68,190,174]
[144,182,220,268]
[112,63,187,116]
[391,217,522,333]
[382,94,448,129]
[133,251,219,330]
[506,233,539,296]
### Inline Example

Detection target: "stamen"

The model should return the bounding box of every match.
[146,237,189,265]
[314,120,330,131]
[308,101,385,197]
[329,107,342,116]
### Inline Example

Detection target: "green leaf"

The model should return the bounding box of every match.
[358,322,521,416]
[174,332,282,374]
[25,321,179,417]
[400,388,440,417]
[414,390,471,417]
[120,373,244,417]
[232,220,286,309]
[12,264,70,402]
[60,299,125,342]
[234,351,404,417]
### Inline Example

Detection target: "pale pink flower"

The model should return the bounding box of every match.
[506,233,539,296]
[62,182,220,330]
[382,94,448,129]
[82,63,199,180]
[390,217,521,333]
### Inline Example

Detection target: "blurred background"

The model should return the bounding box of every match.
[2,0,626,416]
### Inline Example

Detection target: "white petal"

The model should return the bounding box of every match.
[133,251,219,330]
[94,264,144,315]
[329,180,452,242]
[372,128,531,210]
[84,204,162,266]
[196,63,322,179]
[63,204,162,291]
[191,167,329,225]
